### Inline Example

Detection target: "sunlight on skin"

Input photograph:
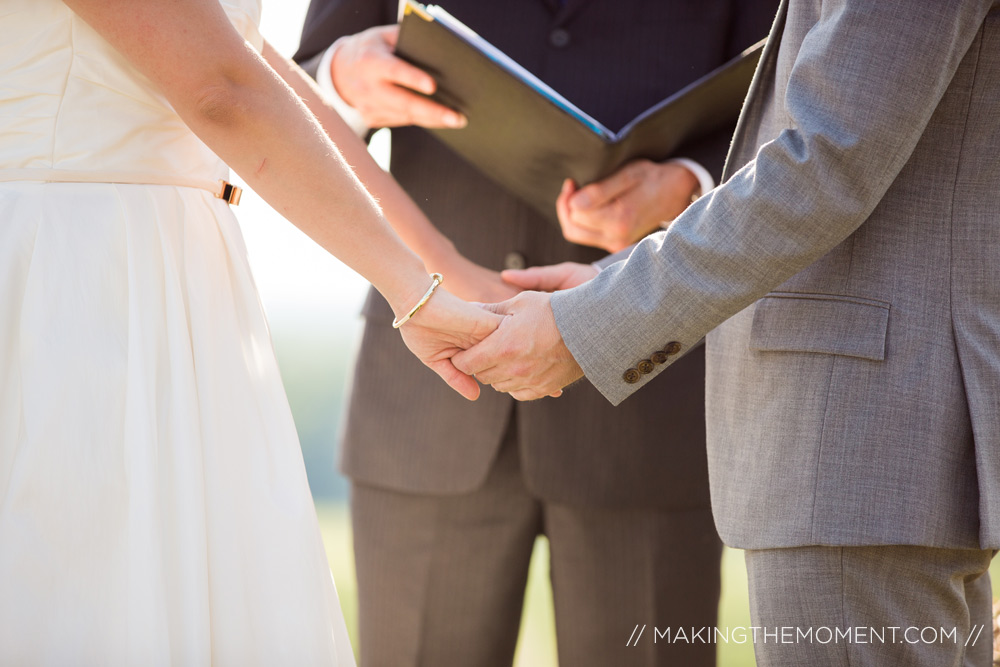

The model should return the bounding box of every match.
[238,0,372,330]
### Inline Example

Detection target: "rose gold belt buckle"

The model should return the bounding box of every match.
[216,179,242,206]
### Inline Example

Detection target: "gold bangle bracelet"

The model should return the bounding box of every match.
[392,273,444,329]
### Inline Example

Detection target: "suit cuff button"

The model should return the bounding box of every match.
[664,341,682,355]
[637,360,655,375]
[650,351,669,365]
[623,368,641,384]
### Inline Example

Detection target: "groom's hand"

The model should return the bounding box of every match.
[452,292,584,401]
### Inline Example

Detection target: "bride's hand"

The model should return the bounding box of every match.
[398,289,504,401]
[438,253,521,304]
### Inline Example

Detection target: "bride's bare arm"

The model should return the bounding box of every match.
[261,41,518,304]
[61,0,500,399]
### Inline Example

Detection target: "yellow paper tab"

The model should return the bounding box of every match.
[404,0,433,21]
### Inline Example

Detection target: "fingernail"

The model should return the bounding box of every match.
[573,192,591,208]
[445,112,467,128]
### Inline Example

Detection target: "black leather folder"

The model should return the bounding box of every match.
[394,1,764,224]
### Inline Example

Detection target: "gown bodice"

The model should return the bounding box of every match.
[0,0,264,189]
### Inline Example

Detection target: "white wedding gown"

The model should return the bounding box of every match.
[0,1,355,664]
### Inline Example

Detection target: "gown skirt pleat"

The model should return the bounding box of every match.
[0,181,355,666]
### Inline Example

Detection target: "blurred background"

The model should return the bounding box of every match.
[243,3,998,665]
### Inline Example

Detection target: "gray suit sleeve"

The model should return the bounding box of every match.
[552,0,994,405]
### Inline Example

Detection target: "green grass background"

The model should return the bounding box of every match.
[273,319,999,667]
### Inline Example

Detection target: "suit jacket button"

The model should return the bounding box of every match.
[651,351,669,364]
[664,341,682,355]
[623,368,641,384]
[503,251,526,270]
[637,359,654,375]
[549,28,570,48]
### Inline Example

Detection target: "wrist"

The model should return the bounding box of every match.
[418,237,461,275]
[378,258,436,318]
[673,164,701,202]
[318,40,369,136]
[666,158,714,201]
[657,159,706,230]
[328,42,350,102]
[391,273,444,328]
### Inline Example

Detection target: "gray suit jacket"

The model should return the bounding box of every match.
[554,0,1000,549]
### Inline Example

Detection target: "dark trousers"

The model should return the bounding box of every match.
[350,420,722,667]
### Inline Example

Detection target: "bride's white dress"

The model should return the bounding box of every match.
[0,1,355,664]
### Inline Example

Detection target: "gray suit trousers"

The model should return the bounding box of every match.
[744,546,994,666]
[350,419,722,667]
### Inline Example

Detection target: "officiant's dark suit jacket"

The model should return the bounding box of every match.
[296,0,776,509]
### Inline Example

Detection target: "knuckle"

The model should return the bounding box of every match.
[626,162,647,185]
[611,200,631,222]
[574,211,598,229]
[385,57,409,76]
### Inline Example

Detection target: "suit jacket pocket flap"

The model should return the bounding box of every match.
[749,293,890,361]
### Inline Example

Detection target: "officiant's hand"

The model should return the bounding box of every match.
[556,160,699,253]
[452,292,583,401]
[398,288,504,401]
[330,25,466,129]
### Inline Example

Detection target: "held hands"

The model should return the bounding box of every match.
[452,292,583,401]
[399,288,504,401]
[557,159,700,253]
[330,25,466,129]
[447,261,598,401]
[402,261,593,401]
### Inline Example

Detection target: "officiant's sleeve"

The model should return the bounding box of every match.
[293,0,394,77]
